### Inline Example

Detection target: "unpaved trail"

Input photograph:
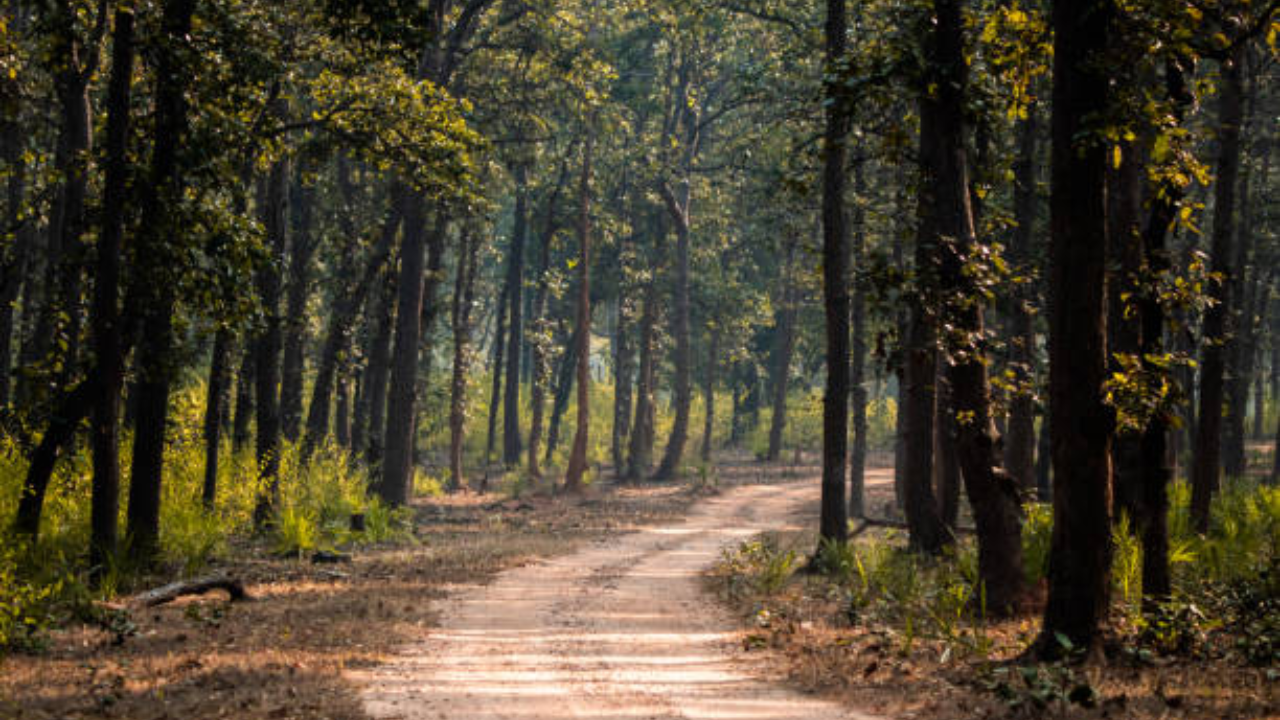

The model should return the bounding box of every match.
[351,480,879,720]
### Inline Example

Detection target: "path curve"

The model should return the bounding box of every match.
[351,480,879,720]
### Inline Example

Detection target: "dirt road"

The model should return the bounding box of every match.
[351,480,879,720]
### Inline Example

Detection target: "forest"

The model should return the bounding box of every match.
[0,0,1277,718]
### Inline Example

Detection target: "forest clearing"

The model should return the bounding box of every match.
[1,0,1279,718]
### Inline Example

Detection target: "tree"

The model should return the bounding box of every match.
[1038,0,1115,656]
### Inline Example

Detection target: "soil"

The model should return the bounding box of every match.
[353,477,877,720]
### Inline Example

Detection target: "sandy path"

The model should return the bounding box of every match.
[351,480,879,720]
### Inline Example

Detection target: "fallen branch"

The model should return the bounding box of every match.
[129,575,250,608]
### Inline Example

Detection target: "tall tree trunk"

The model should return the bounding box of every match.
[1224,91,1265,478]
[252,152,289,527]
[934,365,961,530]
[928,0,1024,611]
[564,136,593,493]
[1039,0,1115,655]
[700,326,718,462]
[502,165,529,467]
[485,282,508,469]
[1005,111,1039,491]
[232,343,255,451]
[767,247,796,463]
[363,247,397,469]
[448,221,480,491]
[612,298,634,473]
[849,155,869,519]
[0,86,31,411]
[1108,137,1145,527]
[88,6,134,572]
[527,164,568,479]
[627,279,658,478]
[653,185,693,481]
[818,0,850,546]
[1191,47,1243,533]
[127,0,196,565]
[202,331,232,509]
[379,193,431,506]
[903,26,949,555]
[280,177,315,444]
[546,322,578,463]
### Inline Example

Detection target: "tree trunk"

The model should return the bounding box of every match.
[818,0,851,546]
[88,7,135,572]
[379,192,431,506]
[448,221,480,491]
[363,244,397,469]
[1005,111,1039,491]
[1039,0,1115,655]
[928,0,1024,611]
[0,88,32,411]
[1191,47,1243,533]
[527,165,568,479]
[202,330,232,509]
[232,342,255,452]
[11,380,94,538]
[252,152,289,527]
[849,155,869,520]
[902,29,949,555]
[653,185,693,481]
[126,0,196,565]
[627,272,659,479]
[502,164,529,467]
[934,365,961,530]
[564,136,593,493]
[280,177,315,444]
[767,247,796,463]
[612,297,634,474]
[547,322,579,463]
[700,326,718,462]
[484,282,508,469]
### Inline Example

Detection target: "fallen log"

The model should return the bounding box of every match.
[129,575,250,608]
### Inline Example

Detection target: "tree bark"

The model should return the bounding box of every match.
[612,296,634,473]
[252,151,289,528]
[88,7,135,572]
[1039,0,1115,656]
[564,135,593,493]
[203,330,232,510]
[232,342,255,452]
[527,162,568,479]
[849,154,869,520]
[653,184,693,481]
[1191,47,1243,533]
[127,0,196,565]
[280,177,315,444]
[627,276,658,478]
[502,164,529,467]
[484,282,508,469]
[818,0,850,546]
[378,193,431,506]
[1005,111,1039,491]
[700,326,718,462]
[448,221,480,491]
[766,246,796,463]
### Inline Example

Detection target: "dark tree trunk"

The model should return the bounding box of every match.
[564,136,593,493]
[363,247,397,469]
[502,165,529,467]
[849,156,869,519]
[232,343,255,451]
[280,178,316,444]
[767,247,797,463]
[653,184,693,481]
[527,164,567,479]
[612,297,634,474]
[252,153,289,527]
[934,366,961,531]
[0,92,32,411]
[88,7,135,571]
[627,278,658,479]
[448,221,480,491]
[379,193,431,506]
[12,380,93,538]
[546,322,578,463]
[1039,0,1115,656]
[818,0,850,545]
[1005,111,1039,491]
[928,0,1024,611]
[485,283,508,469]
[902,27,949,555]
[202,331,232,509]
[700,326,718,462]
[1191,48,1243,533]
[127,0,196,565]
[334,377,351,448]
[1108,137,1145,527]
